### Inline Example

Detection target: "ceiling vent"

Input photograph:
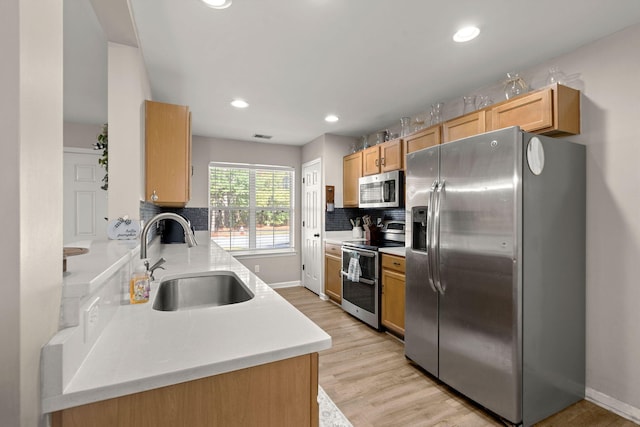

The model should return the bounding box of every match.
[253,134,273,140]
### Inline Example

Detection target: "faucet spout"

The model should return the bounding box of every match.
[140,212,197,259]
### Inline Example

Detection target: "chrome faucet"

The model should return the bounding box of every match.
[140,212,197,259]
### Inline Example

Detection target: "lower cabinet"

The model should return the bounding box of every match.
[52,353,319,427]
[324,243,342,303]
[381,254,406,338]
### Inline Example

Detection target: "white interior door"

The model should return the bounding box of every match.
[301,159,322,295]
[63,148,108,244]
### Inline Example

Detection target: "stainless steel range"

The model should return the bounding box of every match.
[341,220,405,329]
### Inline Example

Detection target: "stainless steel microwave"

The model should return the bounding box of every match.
[358,170,403,208]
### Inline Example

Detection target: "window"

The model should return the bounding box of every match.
[209,162,295,254]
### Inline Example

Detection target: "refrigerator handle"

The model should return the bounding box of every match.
[433,180,445,295]
[427,181,438,293]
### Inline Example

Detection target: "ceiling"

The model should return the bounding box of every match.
[65,0,640,145]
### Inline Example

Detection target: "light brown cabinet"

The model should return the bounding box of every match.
[52,353,319,427]
[362,139,404,176]
[343,151,362,207]
[488,83,580,136]
[443,110,486,143]
[381,253,406,338]
[431,83,580,145]
[324,243,342,303]
[404,125,441,154]
[145,100,192,207]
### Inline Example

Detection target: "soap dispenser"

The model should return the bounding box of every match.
[129,262,150,304]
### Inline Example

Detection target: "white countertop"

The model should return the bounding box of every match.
[379,246,406,257]
[43,237,332,413]
[324,230,364,245]
[63,239,139,299]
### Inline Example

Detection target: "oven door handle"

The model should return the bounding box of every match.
[340,271,375,285]
[341,247,376,258]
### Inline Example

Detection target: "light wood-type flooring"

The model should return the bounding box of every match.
[276,286,637,427]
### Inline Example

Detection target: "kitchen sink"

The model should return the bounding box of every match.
[153,271,254,311]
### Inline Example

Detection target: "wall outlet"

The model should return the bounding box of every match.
[254,265,260,273]
[83,297,100,343]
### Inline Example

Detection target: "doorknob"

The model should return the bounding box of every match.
[313,233,320,237]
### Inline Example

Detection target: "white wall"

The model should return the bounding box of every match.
[0,1,22,424]
[190,136,303,285]
[323,134,355,209]
[302,133,355,210]
[64,121,103,149]
[0,1,63,426]
[545,24,640,414]
[107,42,151,221]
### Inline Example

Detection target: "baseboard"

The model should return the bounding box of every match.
[586,387,640,424]
[268,280,301,289]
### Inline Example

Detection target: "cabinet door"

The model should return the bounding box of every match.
[381,267,405,337]
[362,146,381,176]
[342,152,362,207]
[443,110,486,143]
[490,88,553,133]
[145,100,191,207]
[380,139,403,172]
[324,253,342,303]
[404,126,441,154]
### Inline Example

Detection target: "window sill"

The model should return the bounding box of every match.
[226,248,297,259]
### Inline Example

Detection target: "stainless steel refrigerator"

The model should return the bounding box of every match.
[405,127,585,426]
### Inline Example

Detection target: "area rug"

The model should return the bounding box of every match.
[319,386,353,427]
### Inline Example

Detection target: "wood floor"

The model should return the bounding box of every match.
[276,286,637,427]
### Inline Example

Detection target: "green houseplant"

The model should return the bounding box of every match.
[94,123,108,191]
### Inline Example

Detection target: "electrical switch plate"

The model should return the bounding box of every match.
[84,297,100,343]
[254,265,260,273]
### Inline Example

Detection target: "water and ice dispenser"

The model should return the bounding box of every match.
[412,206,428,252]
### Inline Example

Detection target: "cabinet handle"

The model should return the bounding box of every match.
[151,190,158,202]
[393,261,400,266]
[381,157,386,166]
[375,159,379,167]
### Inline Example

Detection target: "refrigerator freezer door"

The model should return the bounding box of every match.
[437,128,523,423]
[405,146,439,376]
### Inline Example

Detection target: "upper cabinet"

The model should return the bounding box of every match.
[404,125,441,154]
[488,83,580,136]
[343,151,362,208]
[443,110,486,143]
[362,139,404,176]
[405,83,580,150]
[145,100,192,207]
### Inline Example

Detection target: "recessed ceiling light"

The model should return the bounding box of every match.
[201,0,232,9]
[453,26,480,43]
[325,114,339,123]
[231,99,249,108]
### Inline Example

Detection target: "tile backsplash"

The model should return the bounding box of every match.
[139,201,209,231]
[325,208,405,231]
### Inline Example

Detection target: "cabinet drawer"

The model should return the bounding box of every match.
[381,254,405,273]
[325,243,342,257]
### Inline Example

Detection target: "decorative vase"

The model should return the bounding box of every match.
[503,73,528,99]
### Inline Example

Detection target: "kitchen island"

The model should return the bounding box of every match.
[42,233,331,426]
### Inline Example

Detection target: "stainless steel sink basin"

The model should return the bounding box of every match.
[153,271,254,311]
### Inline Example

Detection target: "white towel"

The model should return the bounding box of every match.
[347,253,361,282]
